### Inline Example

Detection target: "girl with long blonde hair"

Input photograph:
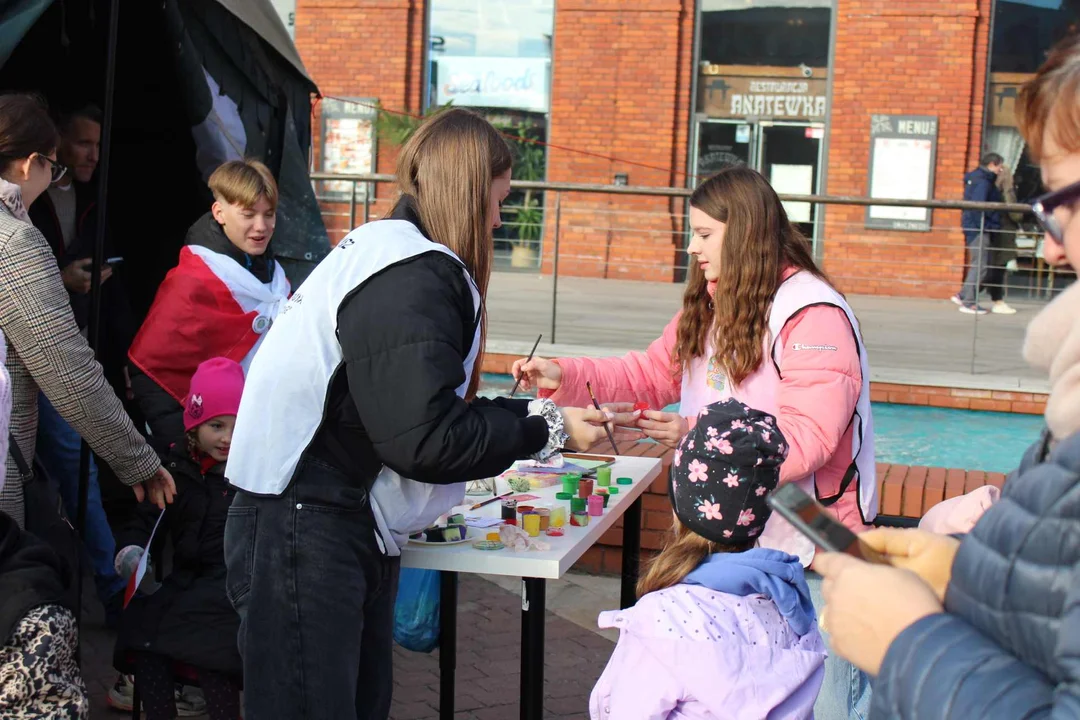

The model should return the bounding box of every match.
[515,165,877,718]
[590,400,824,720]
[223,108,611,720]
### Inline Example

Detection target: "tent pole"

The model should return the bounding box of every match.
[79,0,121,654]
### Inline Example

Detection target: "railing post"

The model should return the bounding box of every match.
[550,192,561,344]
[969,213,985,375]
[363,181,372,225]
[348,180,357,230]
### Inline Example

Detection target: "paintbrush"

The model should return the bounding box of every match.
[509,333,542,399]
[469,490,513,511]
[586,381,621,455]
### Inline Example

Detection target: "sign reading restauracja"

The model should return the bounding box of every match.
[698,65,827,121]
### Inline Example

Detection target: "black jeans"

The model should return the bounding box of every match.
[960,231,1005,304]
[224,457,401,720]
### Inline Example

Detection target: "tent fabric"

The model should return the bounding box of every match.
[0,0,53,68]
[210,0,312,84]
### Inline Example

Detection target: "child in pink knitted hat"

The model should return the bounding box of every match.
[109,358,245,719]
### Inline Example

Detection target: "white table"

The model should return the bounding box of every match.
[401,454,662,720]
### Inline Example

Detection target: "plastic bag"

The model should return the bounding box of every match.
[393,568,441,653]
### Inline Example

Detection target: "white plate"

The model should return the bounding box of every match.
[408,527,472,546]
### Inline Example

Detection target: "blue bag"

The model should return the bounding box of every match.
[393,568,441,652]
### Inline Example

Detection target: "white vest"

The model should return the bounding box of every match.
[226,220,479,556]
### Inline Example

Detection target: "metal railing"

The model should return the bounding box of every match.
[310,172,1063,383]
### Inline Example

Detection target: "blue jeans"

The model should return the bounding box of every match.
[35,393,125,602]
[225,457,400,720]
[806,570,871,720]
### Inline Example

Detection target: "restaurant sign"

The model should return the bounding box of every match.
[699,66,827,121]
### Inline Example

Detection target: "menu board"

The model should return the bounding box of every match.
[319,98,377,201]
[865,114,938,232]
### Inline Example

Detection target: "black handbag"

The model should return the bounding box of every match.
[8,433,81,608]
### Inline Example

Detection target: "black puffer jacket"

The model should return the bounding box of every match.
[0,510,71,645]
[113,443,240,675]
[872,430,1080,718]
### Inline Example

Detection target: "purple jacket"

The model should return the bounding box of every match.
[589,581,825,719]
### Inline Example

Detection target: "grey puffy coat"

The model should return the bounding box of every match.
[872,429,1080,718]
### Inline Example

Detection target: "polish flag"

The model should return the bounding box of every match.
[128,245,290,402]
[123,507,166,609]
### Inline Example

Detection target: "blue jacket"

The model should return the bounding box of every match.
[960,167,1003,232]
[871,430,1080,718]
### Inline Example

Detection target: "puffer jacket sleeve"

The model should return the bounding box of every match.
[871,432,1080,719]
[0,222,160,486]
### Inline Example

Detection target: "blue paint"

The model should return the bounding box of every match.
[482,373,1045,474]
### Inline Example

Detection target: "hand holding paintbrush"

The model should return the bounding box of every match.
[586,381,621,455]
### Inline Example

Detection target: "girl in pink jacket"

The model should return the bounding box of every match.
[517,167,876,719]
[591,400,825,720]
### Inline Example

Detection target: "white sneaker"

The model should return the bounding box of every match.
[992,301,1017,315]
[106,673,134,712]
[175,685,207,717]
[950,294,964,306]
[959,303,989,315]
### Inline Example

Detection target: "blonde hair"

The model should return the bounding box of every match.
[637,515,752,597]
[208,159,278,211]
[393,108,513,399]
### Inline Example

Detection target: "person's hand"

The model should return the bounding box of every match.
[132,466,177,510]
[814,552,944,675]
[860,528,960,601]
[512,356,562,392]
[61,258,112,294]
[598,402,645,441]
[560,406,613,451]
[635,410,688,448]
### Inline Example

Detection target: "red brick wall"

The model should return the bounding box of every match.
[823,0,994,298]
[543,0,695,282]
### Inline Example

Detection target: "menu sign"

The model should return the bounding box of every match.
[699,65,827,121]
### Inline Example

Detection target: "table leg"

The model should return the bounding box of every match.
[519,577,546,720]
[620,495,643,609]
[439,571,458,720]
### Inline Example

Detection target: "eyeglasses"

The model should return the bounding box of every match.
[1030,178,1080,246]
[34,153,67,184]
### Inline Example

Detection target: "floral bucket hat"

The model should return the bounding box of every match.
[670,399,788,544]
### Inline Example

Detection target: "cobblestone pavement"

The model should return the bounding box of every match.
[82,573,611,719]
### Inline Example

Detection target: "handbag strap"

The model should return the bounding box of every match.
[7,432,32,483]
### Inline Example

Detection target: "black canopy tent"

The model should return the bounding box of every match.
[0,0,328,638]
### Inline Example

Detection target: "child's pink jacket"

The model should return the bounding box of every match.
[543,298,867,532]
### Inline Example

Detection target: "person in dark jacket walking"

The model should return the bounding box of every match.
[128,159,289,441]
[223,109,613,720]
[814,36,1080,718]
[953,153,1013,315]
[112,358,245,720]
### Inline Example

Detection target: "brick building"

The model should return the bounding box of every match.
[295,0,1071,297]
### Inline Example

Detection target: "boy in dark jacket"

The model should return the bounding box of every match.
[111,358,244,720]
[953,153,1012,315]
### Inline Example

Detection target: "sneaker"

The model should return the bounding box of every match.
[106,673,134,712]
[950,294,964,306]
[992,301,1017,315]
[175,685,207,717]
[959,303,989,315]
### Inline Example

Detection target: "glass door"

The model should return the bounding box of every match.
[692,119,754,185]
[756,122,824,248]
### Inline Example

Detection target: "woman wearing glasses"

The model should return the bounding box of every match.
[0,94,175,529]
[811,35,1080,719]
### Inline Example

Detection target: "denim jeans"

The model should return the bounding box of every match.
[806,570,871,720]
[225,457,400,720]
[35,393,125,602]
[959,231,1004,304]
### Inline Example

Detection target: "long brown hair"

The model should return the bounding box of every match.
[675,166,830,386]
[637,515,751,597]
[394,109,513,398]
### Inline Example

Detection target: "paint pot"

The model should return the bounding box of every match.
[523,513,541,537]
[578,478,594,498]
[486,532,501,542]
[607,487,620,495]
[561,473,580,495]
[570,511,590,527]
[550,506,567,527]
[556,492,573,501]
[545,526,564,537]
[595,489,610,508]
[570,497,587,514]
[617,477,633,486]
[587,495,604,516]
[596,467,612,487]
[501,499,518,521]
[536,508,551,531]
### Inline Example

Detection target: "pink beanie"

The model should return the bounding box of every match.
[184,358,245,431]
